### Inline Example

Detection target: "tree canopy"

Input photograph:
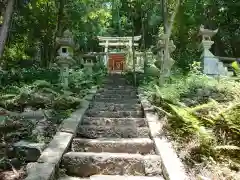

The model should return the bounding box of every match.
[0,0,240,69]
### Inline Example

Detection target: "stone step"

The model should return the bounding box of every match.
[62,152,162,177]
[81,117,147,127]
[59,175,164,180]
[59,176,88,180]
[94,97,138,102]
[103,78,126,82]
[89,102,142,111]
[102,80,129,84]
[103,83,131,87]
[85,110,143,118]
[71,138,155,154]
[95,94,138,99]
[98,92,137,97]
[77,125,150,138]
[98,89,137,95]
[93,98,140,104]
[90,175,165,180]
[103,86,136,90]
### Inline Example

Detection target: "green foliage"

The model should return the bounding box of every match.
[0,65,106,111]
[68,65,106,94]
[0,67,59,86]
[141,63,240,177]
[52,94,81,110]
[33,80,52,88]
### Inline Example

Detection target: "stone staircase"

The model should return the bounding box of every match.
[59,74,164,180]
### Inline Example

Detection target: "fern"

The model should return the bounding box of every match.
[33,80,52,89]
[214,145,240,151]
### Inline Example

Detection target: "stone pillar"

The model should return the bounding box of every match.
[126,40,133,70]
[199,25,228,76]
[154,35,176,78]
[61,63,69,88]
[164,40,176,77]
[104,40,109,67]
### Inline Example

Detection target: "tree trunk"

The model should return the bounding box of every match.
[159,0,180,85]
[56,0,65,36]
[0,0,15,59]
[161,0,168,33]
[50,0,65,67]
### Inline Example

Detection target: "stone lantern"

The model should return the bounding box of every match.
[56,29,75,89]
[84,58,94,74]
[199,25,228,76]
[164,40,176,77]
[154,34,176,77]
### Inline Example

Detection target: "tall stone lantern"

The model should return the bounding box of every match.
[154,34,176,77]
[56,30,75,89]
[199,25,228,76]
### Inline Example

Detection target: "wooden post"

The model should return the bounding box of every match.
[131,11,136,86]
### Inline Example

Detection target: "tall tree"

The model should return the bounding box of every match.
[0,0,15,59]
[161,0,168,33]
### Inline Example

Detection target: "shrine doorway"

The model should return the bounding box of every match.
[108,53,125,72]
[97,36,141,73]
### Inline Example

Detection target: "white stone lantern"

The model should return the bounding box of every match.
[56,29,76,89]
[199,25,227,76]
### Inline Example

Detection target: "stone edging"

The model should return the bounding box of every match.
[24,87,98,180]
[138,88,189,180]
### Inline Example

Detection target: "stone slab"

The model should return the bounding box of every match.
[60,100,90,134]
[143,155,162,176]
[90,175,164,180]
[59,176,89,180]
[85,110,143,118]
[25,162,55,180]
[72,138,154,154]
[21,109,52,121]
[95,95,137,100]
[37,132,73,164]
[62,152,145,177]
[145,113,162,137]
[90,102,142,111]
[58,175,164,180]
[138,89,189,180]
[13,140,46,162]
[103,85,136,89]
[93,99,139,104]
[77,125,150,138]
[81,117,147,127]
[59,86,97,134]
[97,89,137,94]
[154,138,188,180]
[94,97,139,102]
[97,91,137,96]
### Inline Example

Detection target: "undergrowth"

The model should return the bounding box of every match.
[0,64,106,173]
[140,62,240,179]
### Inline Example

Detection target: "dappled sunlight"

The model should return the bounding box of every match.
[0,0,240,179]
